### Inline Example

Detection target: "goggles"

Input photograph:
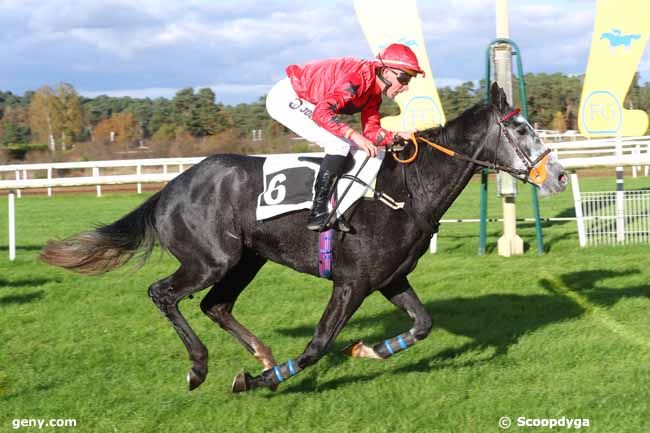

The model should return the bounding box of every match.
[389,68,414,86]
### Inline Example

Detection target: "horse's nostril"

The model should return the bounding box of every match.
[559,173,568,185]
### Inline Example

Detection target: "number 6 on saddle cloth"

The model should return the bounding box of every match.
[256,149,386,222]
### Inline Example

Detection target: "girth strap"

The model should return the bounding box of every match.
[338,174,438,236]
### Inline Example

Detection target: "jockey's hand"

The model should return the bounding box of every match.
[350,131,378,158]
[396,131,415,141]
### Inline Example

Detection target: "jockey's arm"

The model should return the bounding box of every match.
[312,73,380,157]
[360,98,416,147]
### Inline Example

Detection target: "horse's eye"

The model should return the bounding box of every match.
[516,127,527,136]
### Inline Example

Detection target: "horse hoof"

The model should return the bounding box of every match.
[232,372,252,393]
[342,340,364,358]
[187,368,206,391]
[342,340,382,359]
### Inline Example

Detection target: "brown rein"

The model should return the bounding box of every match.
[390,110,551,185]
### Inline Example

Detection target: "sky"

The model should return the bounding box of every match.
[0,0,648,106]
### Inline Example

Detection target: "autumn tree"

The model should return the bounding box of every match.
[29,83,85,151]
[55,83,85,150]
[550,111,567,132]
[93,112,140,148]
[29,86,59,150]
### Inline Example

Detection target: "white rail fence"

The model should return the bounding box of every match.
[578,190,650,246]
[2,136,650,260]
[0,157,206,198]
[547,135,650,172]
[0,154,323,261]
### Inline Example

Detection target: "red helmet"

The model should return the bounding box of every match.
[376,43,425,76]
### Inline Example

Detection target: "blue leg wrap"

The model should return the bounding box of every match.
[374,332,417,359]
[269,359,301,385]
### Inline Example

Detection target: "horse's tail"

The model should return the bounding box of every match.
[40,192,162,275]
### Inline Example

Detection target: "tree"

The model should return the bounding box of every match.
[150,98,175,135]
[172,87,231,137]
[195,88,225,136]
[550,111,567,132]
[29,83,85,151]
[1,122,30,146]
[54,83,85,150]
[438,81,482,120]
[29,86,59,150]
[93,112,140,148]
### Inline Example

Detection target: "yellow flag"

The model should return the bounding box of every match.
[578,0,649,137]
[353,0,445,131]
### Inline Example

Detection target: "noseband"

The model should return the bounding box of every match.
[495,108,551,185]
[392,107,552,186]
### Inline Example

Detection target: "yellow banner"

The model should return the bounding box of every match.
[353,0,445,131]
[578,0,649,137]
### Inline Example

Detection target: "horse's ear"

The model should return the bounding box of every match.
[490,82,508,111]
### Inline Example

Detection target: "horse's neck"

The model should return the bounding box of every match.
[407,121,479,223]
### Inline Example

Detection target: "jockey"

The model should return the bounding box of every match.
[266,43,425,232]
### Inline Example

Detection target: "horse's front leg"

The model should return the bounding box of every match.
[344,276,432,359]
[233,282,366,392]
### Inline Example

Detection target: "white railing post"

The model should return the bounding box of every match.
[137,164,142,194]
[8,190,16,261]
[571,173,587,247]
[615,137,625,242]
[429,233,438,254]
[93,167,101,197]
[47,167,53,196]
[14,170,21,198]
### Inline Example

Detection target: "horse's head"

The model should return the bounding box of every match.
[486,82,568,196]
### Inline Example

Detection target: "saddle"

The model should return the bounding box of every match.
[256,150,386,222]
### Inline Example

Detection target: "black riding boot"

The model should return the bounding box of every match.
[306,155,346,232]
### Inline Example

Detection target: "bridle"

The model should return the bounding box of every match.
[392,106,552,186]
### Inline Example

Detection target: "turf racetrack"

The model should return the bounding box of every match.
[1,175,649,433]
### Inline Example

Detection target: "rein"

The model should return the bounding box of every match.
[392,108,551,186]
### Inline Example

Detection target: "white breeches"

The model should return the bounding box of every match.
[266,78,353,157]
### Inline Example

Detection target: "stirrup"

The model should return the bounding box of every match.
[317,213,351,233]
[334,215,351,233]
[306,215,327,232]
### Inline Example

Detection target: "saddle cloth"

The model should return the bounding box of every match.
[256,149,385,221]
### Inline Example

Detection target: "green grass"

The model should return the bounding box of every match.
[1,175,650,433]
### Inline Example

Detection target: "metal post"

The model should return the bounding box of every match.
[479,169,488,255]
[484,37,545,255]
[9,191,16,261]
[571,173,587,247]
[494,0,523,257]
[615,138,625,242]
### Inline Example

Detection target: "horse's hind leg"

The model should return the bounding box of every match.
[148,265,220,390]
[344,276,432,359]
[200,251,278,371]
[237,282,367,392]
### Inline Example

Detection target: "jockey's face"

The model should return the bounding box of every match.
[380,68,414,99]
